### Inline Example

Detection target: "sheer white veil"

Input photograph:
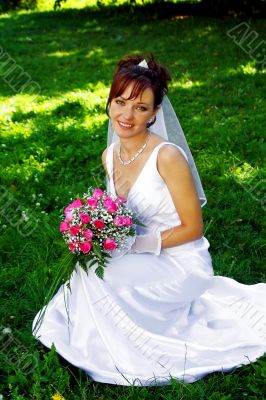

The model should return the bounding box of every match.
[107,59,207,208]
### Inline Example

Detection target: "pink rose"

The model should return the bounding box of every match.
[80,213,91,224]
[103,196,114,207]
[115,196,126,205]
[64,198,83,214]
[68,242,77,252]
[103,238,117,251]
[113,215,124,226]
[113,215,132,226]
[69,225,82,236]
[93,188,104,200]
[124,217,133,226]
[106,201,118,213]
[80,241,92,254]
[65,211,73,222]
[93,219,105,230]
[83,228,93,240]
[107,205,118,213]
[104,197,118,213]
[60,221,69,232]
[87,197,98,209]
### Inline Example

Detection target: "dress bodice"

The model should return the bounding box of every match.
[106,142,210,253]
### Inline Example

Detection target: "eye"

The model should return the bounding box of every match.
[137,106,147,111]
[115,99,124,105]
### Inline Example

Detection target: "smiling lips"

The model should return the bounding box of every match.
[118,121,134,129]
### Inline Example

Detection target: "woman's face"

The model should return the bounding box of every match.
[109,82,157,139]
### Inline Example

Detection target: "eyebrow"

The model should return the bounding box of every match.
[119,96,148,105]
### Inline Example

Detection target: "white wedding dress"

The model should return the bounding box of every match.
[32,142,266,386]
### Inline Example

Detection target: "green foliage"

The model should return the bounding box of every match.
[0,0,37,12]
[51,0,266,16]
[201,0,266,15]
[54,0,67,10]
[1,0,266,14]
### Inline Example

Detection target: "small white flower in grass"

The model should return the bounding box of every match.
[2,327,12,335]
[2,225,7,228]
[0,394,4,400]
[35,202,40,206]
[21,211,29,221]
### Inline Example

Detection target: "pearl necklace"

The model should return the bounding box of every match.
[118,133,151,166]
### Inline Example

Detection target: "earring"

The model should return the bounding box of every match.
[146,116,156,128]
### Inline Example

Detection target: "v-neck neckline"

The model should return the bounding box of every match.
[111,141,167,202]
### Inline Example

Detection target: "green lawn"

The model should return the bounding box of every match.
[0,1,265,399]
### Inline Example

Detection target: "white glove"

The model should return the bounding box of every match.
[130,230,162,255]
[110,235,137,260]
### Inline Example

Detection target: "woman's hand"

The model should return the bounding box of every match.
[130,230,162,255]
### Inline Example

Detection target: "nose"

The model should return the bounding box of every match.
[122,106,134,121]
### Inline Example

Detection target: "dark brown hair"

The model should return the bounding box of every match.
[106,53,172,117]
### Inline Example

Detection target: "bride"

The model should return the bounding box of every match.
[32,53,266,386]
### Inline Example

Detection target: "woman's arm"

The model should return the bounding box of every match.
[157,145,204,249]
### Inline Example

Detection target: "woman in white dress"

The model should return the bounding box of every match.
[32,53,266,386]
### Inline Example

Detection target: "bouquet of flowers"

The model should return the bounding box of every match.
[60,187,140,280]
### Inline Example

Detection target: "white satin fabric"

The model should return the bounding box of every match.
[32,142,266,386]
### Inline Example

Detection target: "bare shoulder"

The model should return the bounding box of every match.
[157,143,189,172]
[156,143,194,187]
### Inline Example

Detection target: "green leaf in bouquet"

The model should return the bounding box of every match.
[103,252,113,267]
[128,227,136,236]
[88,258,99,268]
[93,242,104,260]
[95,266,104,280]
[78,259,89,275]
[103,252,112,259]
[133,216,146,227]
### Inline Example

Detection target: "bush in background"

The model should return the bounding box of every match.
[0,0,37,12]
[1,0,265,14]
[201,0,266,15]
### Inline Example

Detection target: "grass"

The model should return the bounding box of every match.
[0,1,266,398]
